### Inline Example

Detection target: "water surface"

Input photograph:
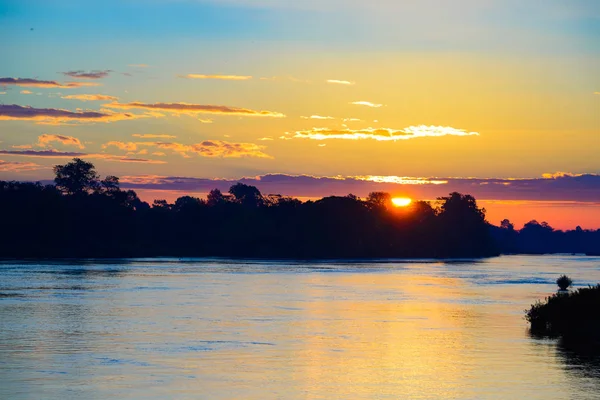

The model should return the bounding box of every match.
[1,255,600,399]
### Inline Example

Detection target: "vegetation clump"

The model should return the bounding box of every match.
[556,275,573,291]
[526,284,600,340]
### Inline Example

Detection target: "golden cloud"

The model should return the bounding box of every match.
[38,134,84,149]
[179,74,252,80]
[62,94,119,102]
[154,140,272,159]
[0,159,46,172]
[350,101,383,108]
[352,175,448,185]
[102,141,154,152]
[326,79,355,85]
[101,139,272,159]
[301,115,335,120]
[542,172,586,179]
[291,126,479,141]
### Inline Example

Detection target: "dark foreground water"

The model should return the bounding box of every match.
[1,255,600,399]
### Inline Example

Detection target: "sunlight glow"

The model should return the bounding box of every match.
[392,197,412,207]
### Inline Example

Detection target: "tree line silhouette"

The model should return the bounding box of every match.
[0,158,598,258]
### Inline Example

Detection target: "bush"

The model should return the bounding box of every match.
[525,285,600,339]
[557,275,573,291]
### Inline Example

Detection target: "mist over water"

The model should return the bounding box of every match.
[1,255,600,399]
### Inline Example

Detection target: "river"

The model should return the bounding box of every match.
[1,255,599,399]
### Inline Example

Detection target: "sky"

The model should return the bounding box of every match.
[0,0,599,229]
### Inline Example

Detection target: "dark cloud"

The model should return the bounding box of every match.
[0,149,86,158]
[62,70,111,79]
[117,173,600,202]
[0,77,100,89]
[104,102,286,118]
[0,104,145,125]
[0,150,165,164]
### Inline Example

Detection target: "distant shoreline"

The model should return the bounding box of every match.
[0,253,596,264]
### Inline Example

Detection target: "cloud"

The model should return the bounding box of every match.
[179,74,252,80]
[301,115,335,120]
[542,171,584,179]
[154,140,272,159]
[12,145,33,149]
[128,64,150,68]
[0,149,87,158]
[109,157,166,164]
[62,70,111,79]
[116,172,600,203]
[102,141,148,152]
[258,137,274,141]
[343,118,362,122]
[351,101,383,108]
[0,77,100,89]
[0,149,166,164]
[38,134,84,149]
[152,152,166,156]
[20,90,33,95]
[291,125,480,141]
[327,79,355,85]
[61,94,119,102]
[0,159,45,172]
[101,139,272,158]
[353,175,448,185]
[595,92,600,95]
[104,101,286,118]
[0,104,147,125]
[132,134,176,139]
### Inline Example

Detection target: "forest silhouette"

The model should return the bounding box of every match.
[0,158,598,259]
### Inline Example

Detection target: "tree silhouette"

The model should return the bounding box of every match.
[1,158,598,258]
[207,188,229,206]
[53,158,100,195]
[100,175,120,194]
[229,183,263,207]
[366,191,392,210]
[436,192,494,257]
[500,219,514,231]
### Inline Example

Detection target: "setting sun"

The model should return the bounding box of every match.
[392,197,412,207]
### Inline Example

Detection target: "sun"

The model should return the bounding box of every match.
[391,197,412,207]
